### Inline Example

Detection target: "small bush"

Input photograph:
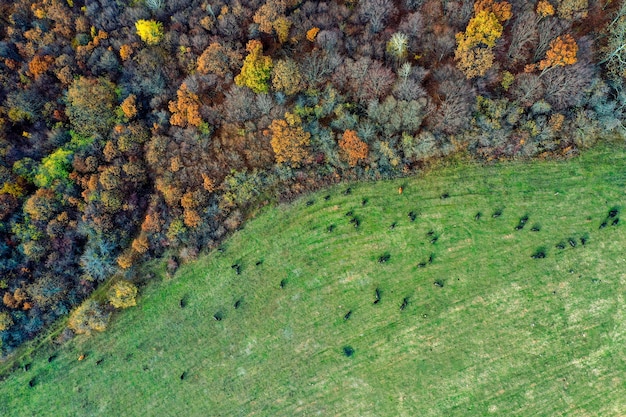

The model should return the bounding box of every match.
[68,300,110,335]
[108,281,138,309]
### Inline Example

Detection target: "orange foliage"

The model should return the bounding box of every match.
[168,83,203,127]
[28,55,54,79]
[536,0,555,17]
[120,94,137,119]
[339,130,369,166]
[117,249,138,269]
[183,209,202,228]
[538,34,578,71]
[141,212,162,233]
[119,44,133,61]
[269,113,311,167]
[132,233,150,254]
[474,0,512,22]
[306,27,320,41]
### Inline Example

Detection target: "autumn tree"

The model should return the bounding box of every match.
[531,34,578,75]
[269,113,311,167]
[169,83,203,128]
[68,300,110,335]
[272,58,303,95]
[235,40,273,94]
[135,20,163,45]
[108,281,138,309]
[339,130,369,166]
[197,42,241,77]
[120,94,137,119]
[455,1,511,78]
[253,0,294,42]
[66,77,117,137]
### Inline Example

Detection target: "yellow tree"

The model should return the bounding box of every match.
[108,281,138,309]
[234,40,273,93]
[135,20,163,45]
[455,1,511,78]
[269,113,311,167]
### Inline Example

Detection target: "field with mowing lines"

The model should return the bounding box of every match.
[1,144,626,416]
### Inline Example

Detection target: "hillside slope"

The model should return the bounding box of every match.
[2,145,626,416]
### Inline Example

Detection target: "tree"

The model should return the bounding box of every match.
[536,34,578,74]
[454,3,511,78]
[339,130,369,166]
[120,94,137,119]
[269,113,311,167]
[108,281,137,309]
[197,42,241,77]
[135,20,163,45]
[557,0,587,21]
[68,300,110,335]
[235,40,273,94]
[602,1,626,83]
[0,312,12,331]
[66,77,117,137]
[387,32,409,62]
[169,83,203,128]
[272,58,303,95]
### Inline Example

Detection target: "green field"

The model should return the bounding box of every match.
[2,145,626,416]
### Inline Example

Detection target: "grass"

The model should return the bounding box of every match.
[2,144,626,416]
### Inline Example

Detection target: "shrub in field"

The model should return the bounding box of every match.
[68,300,110,335]
[108,281,138,309]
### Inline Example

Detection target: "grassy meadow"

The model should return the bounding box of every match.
[1,145,626,416]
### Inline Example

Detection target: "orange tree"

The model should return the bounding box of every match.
[339,130,369,166]
[269,112,311,167]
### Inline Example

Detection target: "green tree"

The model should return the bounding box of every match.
[66,77,117,137]
[235,40,273,93]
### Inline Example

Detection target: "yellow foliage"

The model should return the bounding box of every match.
[455,42,495,79]
[108,281,138,309]
[536,0,555,17]
[68,300,109,335]
[274,17,292,44]
[135,20,163,45]
[306,27,320,42]
[462,10,503,49]
[474,0,512,22]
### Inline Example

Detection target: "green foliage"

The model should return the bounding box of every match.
[235,40,273,94]
[2,145,626,415]
[34,148,73,188]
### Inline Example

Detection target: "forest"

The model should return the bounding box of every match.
[0,0,625,356]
